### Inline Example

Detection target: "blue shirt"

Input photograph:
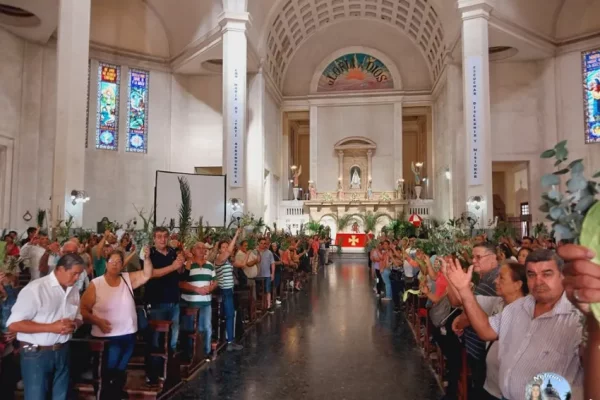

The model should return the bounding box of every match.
[258,250,274,278]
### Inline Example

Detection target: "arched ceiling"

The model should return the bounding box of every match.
[283,19,431,96]
[264,0,447,90]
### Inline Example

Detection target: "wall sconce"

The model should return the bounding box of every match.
[467,195,483,210]
[228,198,244,211]
[70,190,90,206]
[445,168,451,180]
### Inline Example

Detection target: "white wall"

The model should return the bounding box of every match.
[316,104,394,192]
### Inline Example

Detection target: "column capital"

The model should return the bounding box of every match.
[367,150,373,157]
[219,12,250,32]
[337,150,344,157]
[457,0,493,20]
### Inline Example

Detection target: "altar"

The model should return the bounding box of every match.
[335,232,368,248]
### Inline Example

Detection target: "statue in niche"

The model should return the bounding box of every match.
[292,165,302,187]
[337,180,344,200]
[309,182,317,200]
[350,166,361,189]
[367,180,373,200]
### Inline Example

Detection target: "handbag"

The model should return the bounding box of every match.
[429,295,452,328]
[121,275,148,331]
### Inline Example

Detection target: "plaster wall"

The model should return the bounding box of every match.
[315,104,395,193]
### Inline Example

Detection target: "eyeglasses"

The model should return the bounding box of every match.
[473,254,494,261]
[108,260,123,265]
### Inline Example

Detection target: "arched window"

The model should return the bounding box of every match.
[95,62,120,150]
[126,69,149,153]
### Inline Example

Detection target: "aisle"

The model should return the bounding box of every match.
[174,262,442,400]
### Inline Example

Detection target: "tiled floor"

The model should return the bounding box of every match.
[173,263,442,400]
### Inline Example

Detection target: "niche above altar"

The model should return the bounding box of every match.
[334,136,376,192]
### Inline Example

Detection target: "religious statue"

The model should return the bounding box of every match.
[309,182,317,200]
[366,180,373,200]
[350,166,361,189]
[351,221,360,233]
[292,165,302,187]
[337,180,344,200]
[396,179,404,200]
[411,162,423,185]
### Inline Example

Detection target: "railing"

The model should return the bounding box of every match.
[407,199,434,218]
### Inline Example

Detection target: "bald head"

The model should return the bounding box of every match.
[62,241,78,255]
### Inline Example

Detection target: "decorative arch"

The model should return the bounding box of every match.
[310,47,401,93]
[334,136,377,151]
[261,0,446,89]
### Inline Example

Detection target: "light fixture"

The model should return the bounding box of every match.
[290,165,297,171]
[70,190,90,206]
[228,198,244,211]
[415,162,423,168]
[445,168,451,180]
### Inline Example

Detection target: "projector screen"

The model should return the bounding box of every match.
[154,171,226,228]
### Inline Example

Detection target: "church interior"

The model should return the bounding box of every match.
[0,0,599,399]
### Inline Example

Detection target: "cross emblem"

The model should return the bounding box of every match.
[348,235,359,246]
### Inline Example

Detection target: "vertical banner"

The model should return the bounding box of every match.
[582,49,600,144]
[228,66,243,187]
[467,55,483,186]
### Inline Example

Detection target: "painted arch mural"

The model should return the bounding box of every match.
[317,53,394,92]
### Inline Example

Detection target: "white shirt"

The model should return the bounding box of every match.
[475,295,505,399]
[489,292,583,400]
[6,272,81,346]
[19,243,46,280]
[90,273,137,337]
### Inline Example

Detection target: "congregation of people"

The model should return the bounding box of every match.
[0,226,333,399]
[368,233,599,400]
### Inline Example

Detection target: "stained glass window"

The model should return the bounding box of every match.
[96,63,120,150]
[126,69,149,153]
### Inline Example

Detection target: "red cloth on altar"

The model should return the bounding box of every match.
[335,233,367,248]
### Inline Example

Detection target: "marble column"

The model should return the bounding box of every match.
[337,151,344,183]
[51,0,91,228]
[458,0,493,227]
[393,102,403,182]
[367,150,373,181]
[246,69,265,216]
[221,13,249,209]
[309,105,318,187]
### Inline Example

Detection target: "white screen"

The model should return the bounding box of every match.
[155,171,226,227]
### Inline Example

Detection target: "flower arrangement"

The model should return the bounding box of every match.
[380,192,392,201]
[322,192,333,202]
[539,141,600,322]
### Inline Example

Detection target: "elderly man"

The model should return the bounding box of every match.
[180,242,218,361]
[7,253,85,400]
[444,249,583,400]
[447,242,499,399]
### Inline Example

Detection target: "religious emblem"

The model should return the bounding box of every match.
[348,235,359,246]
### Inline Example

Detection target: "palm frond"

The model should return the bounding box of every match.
[305,219,322,235]
[177,176,192,245]
[355,211,392,233]
[337,213,356,231]
[36,209,46,228]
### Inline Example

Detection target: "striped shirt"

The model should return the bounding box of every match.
[181,262,216,306]
[215,261,235,289]
[489,292,583,400]
[463,266,500,360]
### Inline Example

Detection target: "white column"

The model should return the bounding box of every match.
[447,62,464,218]
[221,14,249,209]
[393,102,403,182]
[367,150,373,181]
[309,105,318,186]
[337,151,344,184]
[51,0,91,228]
[246,69,265,216]
[459,0,493,226]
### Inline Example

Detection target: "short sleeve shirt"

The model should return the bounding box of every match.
[258,250,274,278]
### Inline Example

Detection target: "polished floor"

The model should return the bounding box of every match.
[174,262,442,400]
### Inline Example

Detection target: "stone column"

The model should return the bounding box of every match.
[221,13,249,209]
[309,105,318,187]
[51,0,91,228]
[367,150,373,181]
[337,150,344,184]
[393,102,403,182]
[458,0,493,227]
[246,69,265,216]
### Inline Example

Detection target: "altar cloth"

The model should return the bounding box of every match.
[335,233,367,248]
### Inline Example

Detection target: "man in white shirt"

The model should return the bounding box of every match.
[7,253,85,400]
[19,233,49,281]
[444,249,583,400]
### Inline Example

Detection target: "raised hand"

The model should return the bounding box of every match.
[559,244,600,316]
[143,246,151,260]
[444,258,473,292]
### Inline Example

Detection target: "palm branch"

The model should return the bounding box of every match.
[305,219,322,235]
[355,211,392,233]
[321,213,357,231]
[177,176,192,245]
[36,209,46,228]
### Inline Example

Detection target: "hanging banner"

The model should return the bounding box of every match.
[228,67,243,187]
[467,55,483,186]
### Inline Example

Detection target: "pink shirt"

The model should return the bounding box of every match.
[91,273,137,337]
